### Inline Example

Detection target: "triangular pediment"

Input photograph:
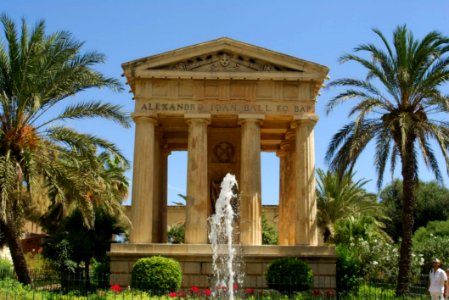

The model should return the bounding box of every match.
[153,50,297,72]
[122,37,329,79]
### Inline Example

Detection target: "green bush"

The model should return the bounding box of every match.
[413,220,449,273]
[335,244,363,295]
[0,258,13,280]
[266,257,313,294]
[92,258,110,288]
[131,256,182,294]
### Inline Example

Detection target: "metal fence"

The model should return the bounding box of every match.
[0,271,432,300]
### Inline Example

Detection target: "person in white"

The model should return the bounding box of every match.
[428,258,447,300]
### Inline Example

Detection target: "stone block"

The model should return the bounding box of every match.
[182,275,192,287]
[329,276,336,289]
[245,263,262,275]
[256,276,267,288]
[187,275,208,288]
[244,276,257,288]
[319,263,336,275]
[309,263,319,275]
[201,262,212,274]
[314,276,329,289]
[183,262,201,274]
[110,261,130,273]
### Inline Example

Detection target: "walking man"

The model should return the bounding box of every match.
[428,258,447,300]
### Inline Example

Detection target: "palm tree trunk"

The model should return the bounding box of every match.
[1,213,32,285]
[395,141,416,296]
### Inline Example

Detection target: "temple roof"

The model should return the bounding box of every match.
[122,37,329,85]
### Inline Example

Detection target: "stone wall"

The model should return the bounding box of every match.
[109,244,336,291]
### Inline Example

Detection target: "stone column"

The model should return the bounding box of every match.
[294,115,319,245]
[160,149,170,242]
[152,130,161,242]
[129,114,157,243]
[276,149,288,245]
[185,114,210,244]
[239,114,263,245]
[278,131,296,245]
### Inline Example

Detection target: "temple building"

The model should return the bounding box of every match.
[109,38,336,289]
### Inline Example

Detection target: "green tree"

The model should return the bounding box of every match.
[43,207,126,290]
[261,210,278,245]
[380,180,449,241]
[40,151,130,234]
[332,215,390,246]
[316,169,382,243]
[326,26,449,295]
[413,220,449,273]
[0,15,130,284]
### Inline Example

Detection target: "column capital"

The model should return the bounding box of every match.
[276,149,289,158]
[238,114,265,126]
[185,114,211,126]
[291,114,319,127]
[131,113,158,125]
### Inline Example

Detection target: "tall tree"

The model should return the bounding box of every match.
[43,207,126,290]
[0,15,130,284]
[326,26,449,295]
[380,180,449,241]
[316,169,381,243]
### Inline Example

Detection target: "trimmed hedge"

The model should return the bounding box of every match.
[266,257,313,294]
[131,256,182,294]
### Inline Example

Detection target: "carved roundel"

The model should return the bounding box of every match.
[213,142,235,163]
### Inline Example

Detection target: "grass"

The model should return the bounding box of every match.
[0,277,430,300]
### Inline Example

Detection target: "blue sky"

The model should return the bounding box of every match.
[3,1,449,204]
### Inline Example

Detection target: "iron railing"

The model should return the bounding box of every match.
[0,271,432,300]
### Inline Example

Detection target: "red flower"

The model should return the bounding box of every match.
[190,286,200,293]
[244,288,254,294]
[233,282,238,290]
[202,288,212,296]
[326,289,336,297]
[169,292,177,298]
[312,289,321,297]
[177,290,186,297]
[110,284,122,293]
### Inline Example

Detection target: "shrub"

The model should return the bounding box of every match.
[0,258,13,280]
[266,257,313,295]
[335,244,363,295]
[413,221,449,273]
[25,253,57,278]
[131,256,182,294]
[92,258,110,288]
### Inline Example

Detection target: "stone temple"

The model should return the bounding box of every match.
[109,38,336,289]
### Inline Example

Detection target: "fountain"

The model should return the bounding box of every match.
[208,173,243,300]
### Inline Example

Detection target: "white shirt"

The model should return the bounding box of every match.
[429,268,447,294]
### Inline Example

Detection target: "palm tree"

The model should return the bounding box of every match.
[316,169,381,243]
[326,25,449,295]
[39,151,130,234]
[0,15,130,284]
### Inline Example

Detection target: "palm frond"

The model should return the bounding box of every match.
[35,101,131,129]
[45,126,128,163]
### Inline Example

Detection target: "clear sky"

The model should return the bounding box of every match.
[3,1,449,205]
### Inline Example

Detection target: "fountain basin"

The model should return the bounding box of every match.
[109,243,336,290]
